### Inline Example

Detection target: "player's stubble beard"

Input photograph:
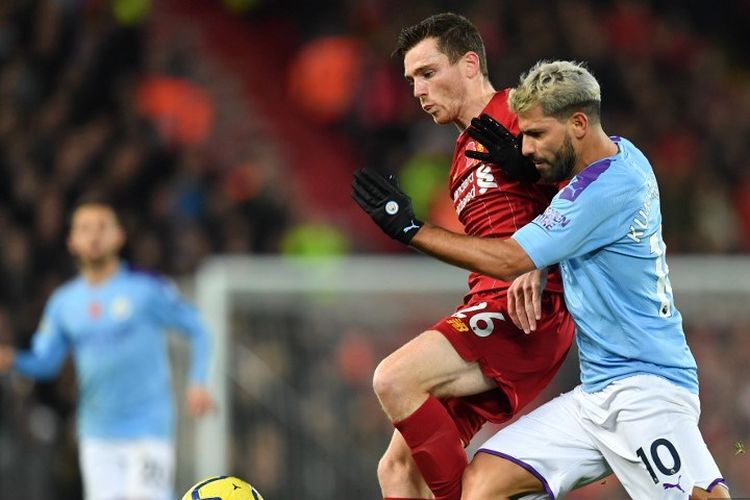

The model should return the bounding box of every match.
[77,251,118,273]
[541,133,577,184]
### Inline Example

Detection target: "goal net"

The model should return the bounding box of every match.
[184,255,750,499]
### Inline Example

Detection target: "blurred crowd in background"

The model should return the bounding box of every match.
[0,0,748,497]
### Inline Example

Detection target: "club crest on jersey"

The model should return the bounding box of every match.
[469,140,487,156]
[111,296,133,321]
[88,301,102,318]
[456,140,484,178]
[446,318,469,332]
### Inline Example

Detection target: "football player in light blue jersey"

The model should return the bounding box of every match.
[352,60,728,499]
[0,199,214,500]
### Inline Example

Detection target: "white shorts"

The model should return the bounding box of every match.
[477,375,726,499]
[80,438,174,500]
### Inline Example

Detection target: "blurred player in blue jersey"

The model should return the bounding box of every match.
[0,199,214,500]
[352,60,729,499]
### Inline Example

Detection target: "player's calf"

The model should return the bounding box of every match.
[377,433,432,498]
[691,483,730,499]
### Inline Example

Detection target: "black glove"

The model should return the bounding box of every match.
[464,113,540,183]
[351,167,423,244]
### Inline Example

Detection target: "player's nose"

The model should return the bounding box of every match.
[413,81,427,98]
[520,136,534,157]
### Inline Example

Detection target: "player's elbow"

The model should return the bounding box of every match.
[477,253,530,282]
[485,265,524,282]
[483,242,536,282]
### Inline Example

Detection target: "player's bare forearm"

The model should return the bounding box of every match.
[410,223,537,281]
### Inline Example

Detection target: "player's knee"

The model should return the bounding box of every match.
[462,461,512,499]
[372,358,403,404]
[462,473,526,500]
[462,452,543,499]
[377,449,417,490]
[372,359,391,399]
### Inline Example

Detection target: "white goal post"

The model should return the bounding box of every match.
[188,255,750,497]
[191,256,468,480]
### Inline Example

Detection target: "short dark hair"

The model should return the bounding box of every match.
[69,193,121,226]
[393,13,488,77]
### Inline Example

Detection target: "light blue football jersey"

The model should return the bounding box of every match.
[14,264,211,439]
[513,136,698,394]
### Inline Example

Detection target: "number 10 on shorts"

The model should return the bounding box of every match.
[636,438,682,483]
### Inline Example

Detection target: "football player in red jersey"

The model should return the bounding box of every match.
[352,13,576,500]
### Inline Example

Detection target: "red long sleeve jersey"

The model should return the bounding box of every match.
[450,89,563,300]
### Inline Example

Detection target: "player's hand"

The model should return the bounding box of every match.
[0,346,15,373]
[352,167,423,244]
[186,385,215,417]
[507,268,547,334]
[464,114,540,182]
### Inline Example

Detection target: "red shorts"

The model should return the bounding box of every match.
[431,291,575,445]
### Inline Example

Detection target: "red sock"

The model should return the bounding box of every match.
[394,396,466,500]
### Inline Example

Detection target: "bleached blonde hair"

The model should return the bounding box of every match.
[509,60,602,122]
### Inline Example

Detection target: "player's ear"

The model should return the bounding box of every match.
[462,51,481,79]
[569,111,589,139]
[116,226,127,248]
